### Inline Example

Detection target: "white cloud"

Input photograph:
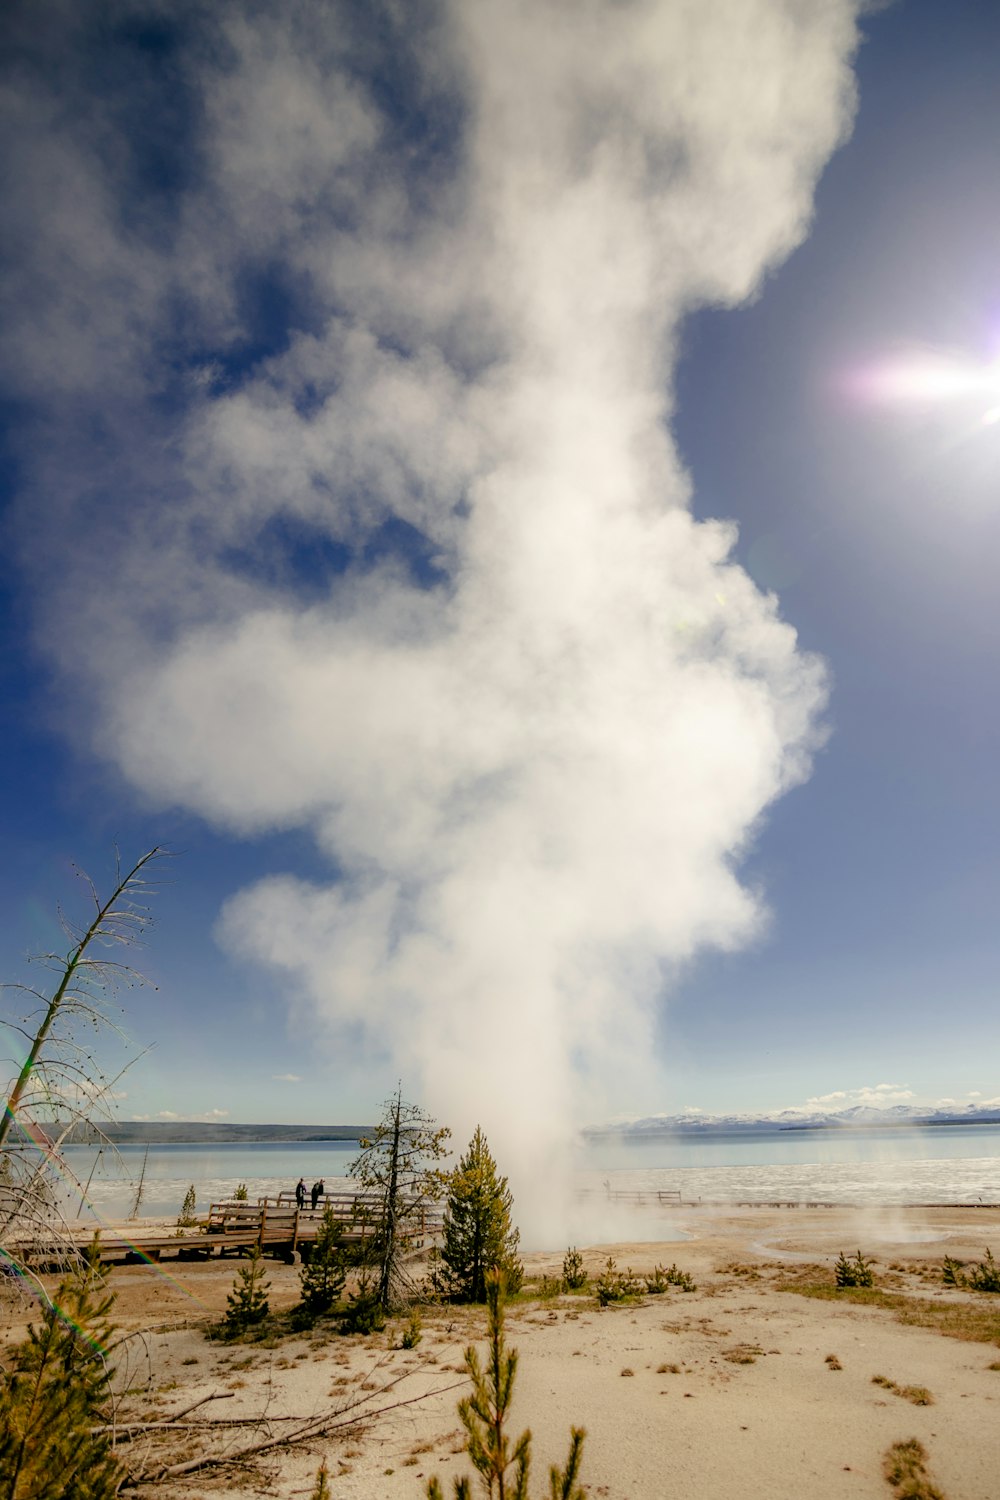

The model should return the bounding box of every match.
[804,1085,916,1111]
[272,1073,302,1083]
[157,1110,179,1120]
[1,1,861,1236]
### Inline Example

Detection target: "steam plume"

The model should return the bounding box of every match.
[1,1,860,1236]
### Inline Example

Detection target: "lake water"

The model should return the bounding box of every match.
[55,1124,1000,1223]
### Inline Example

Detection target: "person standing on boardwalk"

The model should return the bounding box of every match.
[311,1178,324,1210]
[295,1178,306,1210]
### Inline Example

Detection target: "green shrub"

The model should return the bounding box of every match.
[342,1272,387,1334]
[299,1206,347,1316]
[233,1182,249,1202]
[595,1257,644,1306]
[0,1238,124,1499]
[562,1247,587,1290]
[942,1256,965,1287]
[967,1248,1000,1293]
[835,1249,875,1288]
[176,1184,198,1228]
[223,1245,270,1336]
[647,1262,696,1293]
[400,1308,422,1349]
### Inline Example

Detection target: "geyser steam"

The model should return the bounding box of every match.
[2,1,861,1238]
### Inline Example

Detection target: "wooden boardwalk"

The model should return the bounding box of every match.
[13,1192,443,1269]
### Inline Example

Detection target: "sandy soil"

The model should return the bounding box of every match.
[5,1205,1000,1498]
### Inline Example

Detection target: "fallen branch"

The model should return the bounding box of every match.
[125,1378,467,1483]
[160,1390,235,1423]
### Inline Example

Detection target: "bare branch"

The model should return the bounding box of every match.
[0,847,169,1264]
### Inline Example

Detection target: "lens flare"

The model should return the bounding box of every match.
[845,350,1000,424]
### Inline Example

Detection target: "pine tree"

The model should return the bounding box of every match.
[299,1205,347,1316]
[310,1462,332,1498]
[433,1126,522,1302]
[350,1086,450,1312]
[177,1183,198,1228]
[224,1245,270,1335]
[835,1249,874,1288]
[0,1237,124,1499]
[426,1272,586,1500]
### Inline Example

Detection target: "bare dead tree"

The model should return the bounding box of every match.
[0,846,167,1263]
[350,1085,451,1313]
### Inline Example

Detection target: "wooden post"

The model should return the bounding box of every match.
[291,1207,300,1255]
[257,1203,267,1249]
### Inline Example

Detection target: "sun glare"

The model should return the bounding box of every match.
[851,354,1000,404]
[842,349,1000,441]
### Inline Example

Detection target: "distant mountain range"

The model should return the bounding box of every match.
[27,1105,1000,1147]
[586,1103,1000,1136]
[60,1121,373,1145]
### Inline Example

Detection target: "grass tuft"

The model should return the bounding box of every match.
[723,1345,762,1365]
[873,1375,934,1406]
[882,1438,946,1500]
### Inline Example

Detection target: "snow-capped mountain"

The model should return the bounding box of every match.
[587,1101,1000,1135]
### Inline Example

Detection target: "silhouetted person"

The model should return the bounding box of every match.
[295,1178,306,1210]
[311,1178,324,1210]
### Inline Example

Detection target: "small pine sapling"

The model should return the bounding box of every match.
[562,1247,587,1290]
[400,1307,422,1348]
[341,1271,387,1334]
[233,1182,249,1202]
[662,1262,696,1292]
[299,1205,347,1316]
[0,1237,124,1498]
[177,1184,198,1229]
[942,1256,965,1287]
[595,1257,644,1306]
[966,1247,1000,1293]
[835,1249,875,1288]
[224,1245,271,1335]
[310,1460,332,1498]
[425,1271,586,1500]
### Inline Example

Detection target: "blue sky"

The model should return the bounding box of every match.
[1,0,999,1149]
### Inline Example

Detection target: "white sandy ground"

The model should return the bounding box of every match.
[4,1206,1000,1498]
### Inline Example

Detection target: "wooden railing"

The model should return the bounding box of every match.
[204,1191,443,1250]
